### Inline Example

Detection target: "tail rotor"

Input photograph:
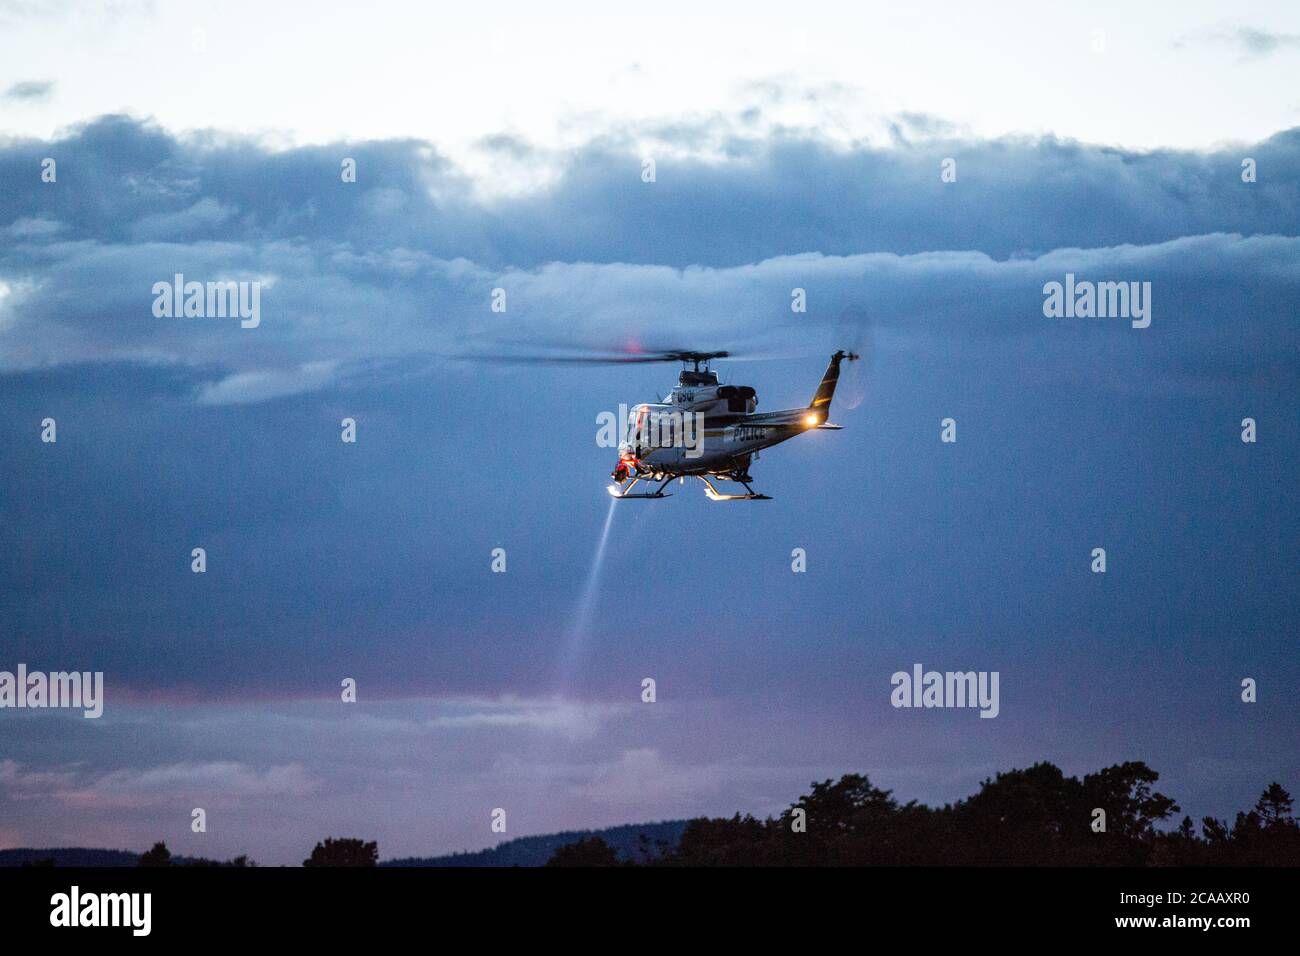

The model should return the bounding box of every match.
[832,308,874,410]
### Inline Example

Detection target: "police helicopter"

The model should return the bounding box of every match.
[456,343,861,500]
[603,348,858,500]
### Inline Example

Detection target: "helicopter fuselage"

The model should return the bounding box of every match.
[611,352,850,492]
[617,400,821,478]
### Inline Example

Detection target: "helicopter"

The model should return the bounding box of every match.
[603,348,859,500]
[455,343,861,500]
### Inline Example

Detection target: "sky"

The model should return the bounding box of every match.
[0,1,1297,864]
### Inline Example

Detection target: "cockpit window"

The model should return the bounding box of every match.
[626,406,647,447]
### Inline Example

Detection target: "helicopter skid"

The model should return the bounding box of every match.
[698,475,771,501]
[607,477,672,499]
[608,474,771,501]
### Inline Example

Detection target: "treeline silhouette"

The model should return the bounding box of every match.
[134,837,376,867]
[21,762,1292,868]
[137,842,256,867]
[18,837,375,868]
[15,844,255,867]
[547,762,1300,866]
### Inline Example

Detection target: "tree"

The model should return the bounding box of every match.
[668,813,768,866]
[949,763,1081,865]
[1255,783,1294,830]
[636,832,672,864]
[545,837,623,867]
[303,837,378,867]
[1202,816,1230,844]
[1082,762,1180,838]
[138,842,172,867]
[1150,815,1205,866]
[783,774,914,865]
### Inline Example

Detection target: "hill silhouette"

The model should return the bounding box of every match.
[0,848,141,868]
[384,820,687,867]
[3,821,687,868]
[0,847,249,867]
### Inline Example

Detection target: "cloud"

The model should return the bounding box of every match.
[2,79,53,101]
[0,117,1295,713]
[0,0,150,25]
[57,762,318,809]
[3,111,1297,401]
[1232,27,1300,58]
[4,113,1298,265]
[0,216,63,239]
[0,758,78,795]
[2,226,1295,396]
[1,756,317,810]
[0,700,784,861]
[196,360,340,405]
[574,749,724,805]
[415,698,617,739]
[1176,25,1300,60]
[129,197,237,242]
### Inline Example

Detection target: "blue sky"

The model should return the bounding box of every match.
[0,2,1297,863]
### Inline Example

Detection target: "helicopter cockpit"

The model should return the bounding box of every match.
[623,404,647,450]
[623,403,669,452]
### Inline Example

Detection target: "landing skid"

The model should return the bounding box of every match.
[608,474,771,501]
[698,475,771,501]
[607,477,673,499]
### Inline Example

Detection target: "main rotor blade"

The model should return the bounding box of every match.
[453,354,678,365]
[446,347,730,366]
